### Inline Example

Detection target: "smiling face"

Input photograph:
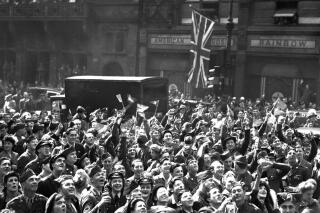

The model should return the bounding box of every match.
[231,185,245,204]
[156,187,169,203]
[52,157,66,172]
[172,180,185,195]
[60,179,76,197]
[0,159,11,176]
[180,191,194,208]
[111,177,123,193]
[209,187,223,204]
[172,166,184,178]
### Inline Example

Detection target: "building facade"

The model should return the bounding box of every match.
[1,0,320,105]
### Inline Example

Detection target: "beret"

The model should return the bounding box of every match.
[20,168,36,183]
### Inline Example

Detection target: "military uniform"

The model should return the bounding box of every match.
[62,163,76,176]
[25,156,46,175]
[286,165,310,187]
[37,174,60,198]
[17,150,37,174]
[6,194,47,213]
[80,186,108,213]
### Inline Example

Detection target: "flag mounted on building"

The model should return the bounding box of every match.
[188,10,215,88]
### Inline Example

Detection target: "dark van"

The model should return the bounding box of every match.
[52,76,168,120]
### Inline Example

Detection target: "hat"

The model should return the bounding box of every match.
[50,153,66,170]
[198,207,215,213]
[61,146,76,157]
[3,135,16,145]
[20,168,36,183]
[223,135,236,144]
[234,155,247,167]
[33,123,44,133]
[137,135,148,145]
[12,123,25,133]
[150,144,161,153]
[307,109,317,118]
[76,153,89,168]
[138,177,153,186]
[179,105,186,109]
[108,172,124,181]
[42,156,51,165]
[36,140,52,151]
[76,106,86,114]
[88,165,102,178]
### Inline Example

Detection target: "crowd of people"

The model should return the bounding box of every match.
[0,84,318,213]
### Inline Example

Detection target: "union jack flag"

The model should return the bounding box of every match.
[188,10,215,88]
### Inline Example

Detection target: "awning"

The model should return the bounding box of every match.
[274,10,297,18]
[261,64,299,78]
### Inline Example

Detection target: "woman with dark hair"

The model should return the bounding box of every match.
[150,185,169,207]
[44,193,66,213]
[0,171,21,209]
[251,164,278,213]
[125,198,147,213]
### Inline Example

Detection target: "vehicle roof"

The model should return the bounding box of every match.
[28,87,62,93]
[65,76,165,83]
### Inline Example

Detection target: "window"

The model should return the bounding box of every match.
[274,1,298,25]
[201,0,219,21]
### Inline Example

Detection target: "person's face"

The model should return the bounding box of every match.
[4,115,10,123]
[238,111,244,119]
[133,200,147,213]
[302,189,314,202]
[28,139,38,150]
[92,171,106,188]
[204,178,215,190]
[131,188,143,200]
[66,151,77,164]
[6,176,19,192]
[3,141,13,151]
[226,140,235,151]
[280,202,296,213]
[53,157,66,172]
[73,121,81,130]
[163,133,172,143]
[231,186,245,203]
[53,196,66,213]
[209,188,223,204]
[188,160,198,173]
[161,160,171,173]
[156,187,169,203]
[81,157,91,168]
[287,150,297,165]
[27,121,34,129]
[23,175,39,192]
[296,147,304,160]
[38,145,51,157]
[85,133,95,146]
[212,162,224,177]
[204,154,211,167]
[151,131,160,140]
[114,164,126,177]
[180,191,194,207]
[103,157,113,170]
[60,179,76,197]
[111,178,123,192]
[258,185,267,199]
[172,166,184,178]
[128,148,136,158]
[273,138,281,149]
[133,162,144,176]
[67,131,78,143]
[0,127,7,137]
[0,159,11,175]
[140,183,152,199]
[173,180,185,195]
[224,158,233,169]
[17,128,26,136]
[225,177,236,191]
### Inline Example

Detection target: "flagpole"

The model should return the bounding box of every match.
[154,102,159,117]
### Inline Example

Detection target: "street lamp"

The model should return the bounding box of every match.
[225,0,234,94]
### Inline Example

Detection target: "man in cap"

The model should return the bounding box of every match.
[224,183,261,213]
[61,146,77,176]
[25,140,52,175]
[234,155,253,192]
[12,122,27,155]
[56,175,81,213]
[64,128,85,158]
[6,168,47,213]
[17,135,38,174]
[81,166,109,213]
[183,156,198,192]
[37,153,66,198]
[139,177,153,205]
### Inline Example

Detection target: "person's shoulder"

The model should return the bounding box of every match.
[247,202,263,212]
[6,194,24,206]
[35,193,48,201]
